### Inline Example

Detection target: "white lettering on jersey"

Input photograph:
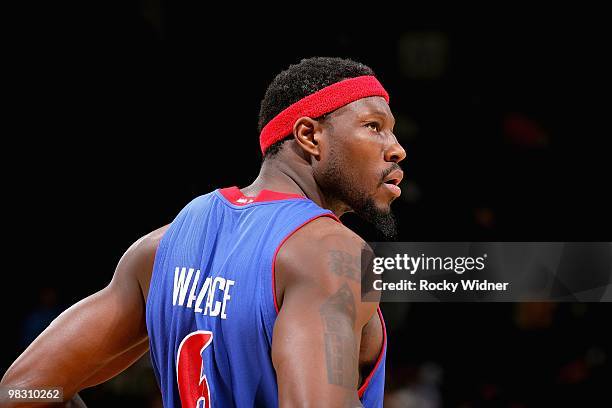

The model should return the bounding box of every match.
[172,266,235,319]
[173,267,194,306]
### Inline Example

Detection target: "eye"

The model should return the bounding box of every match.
[365,122,380,132]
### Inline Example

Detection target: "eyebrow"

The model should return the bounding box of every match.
[361,110,396,127]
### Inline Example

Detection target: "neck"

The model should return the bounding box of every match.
[241,148,350,217]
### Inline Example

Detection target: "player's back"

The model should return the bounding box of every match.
[146,187,337,407]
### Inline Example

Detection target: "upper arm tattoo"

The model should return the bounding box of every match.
[328,250,362,282]
[319,283,358,389]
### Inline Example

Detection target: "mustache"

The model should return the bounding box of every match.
[380,163,402,182]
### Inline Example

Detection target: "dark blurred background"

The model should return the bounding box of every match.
[4,2,611,407]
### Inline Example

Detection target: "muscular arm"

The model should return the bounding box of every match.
[1,227,166,407]
[272,218,377,408]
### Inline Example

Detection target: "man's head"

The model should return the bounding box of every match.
[259,57,406,237]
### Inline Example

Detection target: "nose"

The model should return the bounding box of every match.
[384,134,406,163]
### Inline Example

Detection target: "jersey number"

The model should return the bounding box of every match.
[177,331,213,408]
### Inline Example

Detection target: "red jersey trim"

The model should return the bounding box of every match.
[218,186,305,205]
[358,307,387,398]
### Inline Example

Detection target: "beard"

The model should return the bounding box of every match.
[316,151,398,239]
[357,196,398,239]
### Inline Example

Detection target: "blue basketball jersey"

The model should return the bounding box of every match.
[146,187,387,407]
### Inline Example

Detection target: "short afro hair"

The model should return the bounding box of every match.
[258,57,375,159]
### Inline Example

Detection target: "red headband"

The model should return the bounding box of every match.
[259,75,390,154]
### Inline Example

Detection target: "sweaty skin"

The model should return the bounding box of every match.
[1,96,405,407]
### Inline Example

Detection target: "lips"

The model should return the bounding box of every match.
[383,183,401,197]
[382,169,403,197]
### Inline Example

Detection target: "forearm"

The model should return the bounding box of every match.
[76,337,149,389]
[2,285,147,401]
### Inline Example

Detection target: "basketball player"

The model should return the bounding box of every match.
[2,57,405,407]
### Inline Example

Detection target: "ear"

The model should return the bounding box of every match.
[292,117,324,157]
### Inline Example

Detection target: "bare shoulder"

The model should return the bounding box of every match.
[280,216,368,261]
[275,216,374,311]
[112,225,170,298]
[128,224,169,254]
